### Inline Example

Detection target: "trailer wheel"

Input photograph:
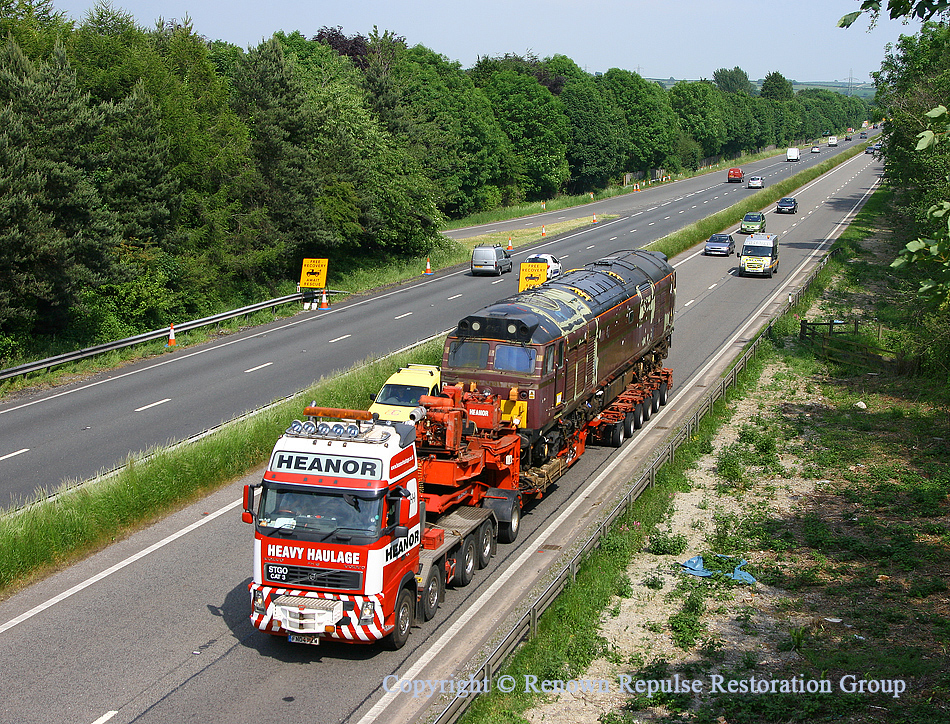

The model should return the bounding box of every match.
[658,382,669,406]
[421,567,442,621]
[641,397,652,422]
[454,536,477,587]
[609,420,625,447]
[476,521,493,569]
[632,403,645,430]
[650,388,661,414]
[623,412,635,438]
[498,499,521,544]
[385,588,414,650]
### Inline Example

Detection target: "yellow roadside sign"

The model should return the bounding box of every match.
[299,258,328,288]
[519,262,548,292]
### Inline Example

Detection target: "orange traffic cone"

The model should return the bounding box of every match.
[319,289,330,309]
[541,225,546,237]
[592,213,598,223]
[506,236,513,251]
[423,257,434,275]
[166,323,176,347]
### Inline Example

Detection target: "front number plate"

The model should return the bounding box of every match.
[288,634,322,646]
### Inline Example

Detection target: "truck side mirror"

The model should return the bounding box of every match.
[242,485,255,524]
[393,525,409,539]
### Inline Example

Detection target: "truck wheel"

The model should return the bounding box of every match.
[498,499,521,544]
[385,588,414,650]
[454,536,476,587]
[641,397,652,422]
[421,567,442,621]
[658,382,669,406]
[632,403,645,430]
[651,388,661,414]
[609,420,625,448]
[476,521,493,569]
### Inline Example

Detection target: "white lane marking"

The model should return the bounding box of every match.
[0,448,29,462]
[586,245,596,249]
[684,299,695,307]
[0,499,242,635]
[134,399,171,412]
[91,712,118,724]
[708,284,718,290]
[328,335,351,343]
[610,237,618,241]
[446,294,463,300]
[491,279,505,284]
[244,362,273,374]
[394,312,414,319]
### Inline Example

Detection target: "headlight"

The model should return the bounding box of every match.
[253,589,267,614]
[358,600,376,625]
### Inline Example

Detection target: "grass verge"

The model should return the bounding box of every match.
[0,339,445,599]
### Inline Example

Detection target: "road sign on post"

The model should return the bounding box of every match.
[299,258,328,288]
[519,262,548,292]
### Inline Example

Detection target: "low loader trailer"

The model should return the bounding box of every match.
[244,373,671,649]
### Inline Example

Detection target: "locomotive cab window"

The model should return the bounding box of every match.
[447,340,489,368]
[493,344,536,373]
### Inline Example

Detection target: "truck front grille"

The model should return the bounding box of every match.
[266,565,362,591]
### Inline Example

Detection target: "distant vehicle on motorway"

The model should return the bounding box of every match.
[828,136,838,146]
[860,131,868,139]
[811,146,821,153]
[786,147,800,161]
[727,167,744,183]
[747,176,764,189]
[740,212,766,234]
[704,233,735,256]
[776,197,798,214]
[523,253,562,278]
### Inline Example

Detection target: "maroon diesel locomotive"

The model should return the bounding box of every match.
[441,249,675,467]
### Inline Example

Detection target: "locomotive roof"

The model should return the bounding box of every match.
[454,250,673,345]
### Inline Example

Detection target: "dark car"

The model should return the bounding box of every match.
[704,233,735,256]
[859,131,868,139]
[776,197,798,214]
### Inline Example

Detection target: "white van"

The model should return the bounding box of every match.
[738,233,780,278]
[828,136,838,147]
[786,147,800,161]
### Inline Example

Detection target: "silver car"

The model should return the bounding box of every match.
[704,233,735,256]
[471,245,513,276]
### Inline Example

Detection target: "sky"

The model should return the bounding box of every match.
[50,0,924,84]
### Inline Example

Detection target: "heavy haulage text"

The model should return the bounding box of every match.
[382,674,907,699]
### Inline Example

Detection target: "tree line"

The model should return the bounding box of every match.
[0,0,871,361]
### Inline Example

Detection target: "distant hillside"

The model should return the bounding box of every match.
[649,78,875,100]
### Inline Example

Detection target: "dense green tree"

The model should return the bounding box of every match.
[713,66,754,95]
[0,39,120,338]
[760,71,794,101]
[560,76,626,191]
[481,69,570,199]
[390,44,515,216]
[599,69,679,173]
[277,32,443,255]
[0,0,70,58]
[669,81,728,157]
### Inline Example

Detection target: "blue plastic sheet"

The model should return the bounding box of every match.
[680,555,756,584]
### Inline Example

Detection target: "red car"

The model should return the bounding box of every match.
[727,167,743,183]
